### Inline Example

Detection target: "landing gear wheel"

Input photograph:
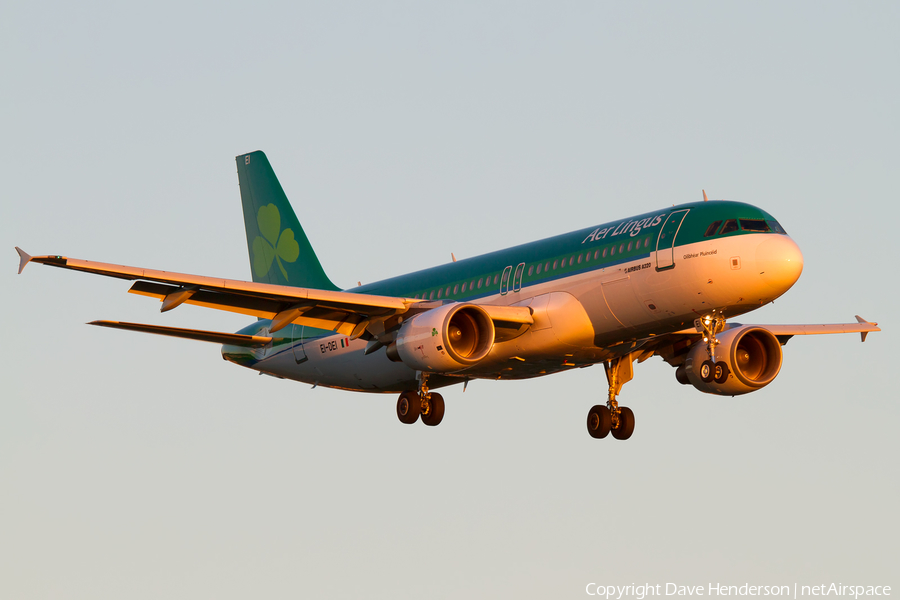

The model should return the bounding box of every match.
[700,360,715,383]
[421,393,445,426]
[611,406,635,440]
[586,405,612,439]
[713,362,730,384]
[396,391,420,424]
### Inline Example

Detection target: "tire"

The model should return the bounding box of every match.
[700,360,715,383]
[713,362,730,384]
[586,404,612,439]
[611,406,635,440]
[396,391,420,424]
[421,393,445,426]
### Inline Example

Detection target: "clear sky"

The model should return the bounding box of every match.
[2,2,898,598]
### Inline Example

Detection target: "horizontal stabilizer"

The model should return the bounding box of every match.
[88,320,274,347]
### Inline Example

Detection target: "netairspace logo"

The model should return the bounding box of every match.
[585,584,892,600]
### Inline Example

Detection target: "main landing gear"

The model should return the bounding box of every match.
[396,373,445,427]
[586,355,636,440]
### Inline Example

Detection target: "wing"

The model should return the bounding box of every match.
[612,316,881,369]
[744,317,881,343]
[16,248,533,341]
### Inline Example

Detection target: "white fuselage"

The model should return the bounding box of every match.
[234,233,803,393]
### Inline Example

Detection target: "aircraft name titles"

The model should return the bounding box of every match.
[582,214,666,244]
[682,249,718,260]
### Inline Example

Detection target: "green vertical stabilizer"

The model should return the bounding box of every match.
[236,151,339,290]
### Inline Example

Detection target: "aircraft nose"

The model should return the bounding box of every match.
[755,235,804,294]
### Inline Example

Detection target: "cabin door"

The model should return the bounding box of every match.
[655,209,690,270]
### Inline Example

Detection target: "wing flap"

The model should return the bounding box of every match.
[129,281,287,315]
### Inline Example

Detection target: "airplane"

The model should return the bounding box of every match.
[15,150,881,439]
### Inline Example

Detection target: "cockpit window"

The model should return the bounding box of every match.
[720,219,738,234]
[766,220,787,234]
[704,220,723,237]
[740,219,770,232]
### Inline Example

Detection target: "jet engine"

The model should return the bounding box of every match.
[390,303,495,372]
[681,326,783,395]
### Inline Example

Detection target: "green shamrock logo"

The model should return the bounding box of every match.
[252,204,300,281]
[432,328,439,336]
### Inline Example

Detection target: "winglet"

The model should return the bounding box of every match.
[855,315,877,342]
[15,247,32,274]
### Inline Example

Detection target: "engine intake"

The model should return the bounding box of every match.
[393,303,495,372]
[684,326,783,395]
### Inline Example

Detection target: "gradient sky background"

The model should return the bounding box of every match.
[2,2,898,599]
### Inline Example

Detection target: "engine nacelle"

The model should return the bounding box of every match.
[684,326,783,395]
[393,303,495,373]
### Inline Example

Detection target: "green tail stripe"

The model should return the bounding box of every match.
[236,151,339,291]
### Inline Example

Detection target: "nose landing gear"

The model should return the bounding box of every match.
[696,311,730,385]
[396,373,445,427]
[699,311,726,362]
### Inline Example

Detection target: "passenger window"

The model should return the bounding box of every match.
[437,288,442,299]
[528,265,534,276]
[585,252,591,262]
[446,286,451,296]
[594,250,600,260]
[644,238,650,248]
[477,278,483,289]
[602,248,608,258]
[470,280,475,289]
[610,246,616,256]
[429,290,435,300]
[577,254,583,264]
[544,262,550,272]
[740,219,770,232]
[704,221,723,237]
[536,263,542,274]
[553,260,558,270]
[461,283,467,292]
[619,243,625,253]
[569,257,574,266]
[453,284,459,294]
[720,219,738,234]
[627,241,633,252]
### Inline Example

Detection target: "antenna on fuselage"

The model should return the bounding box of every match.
[702,190,709,202]
[451,253,457,262]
